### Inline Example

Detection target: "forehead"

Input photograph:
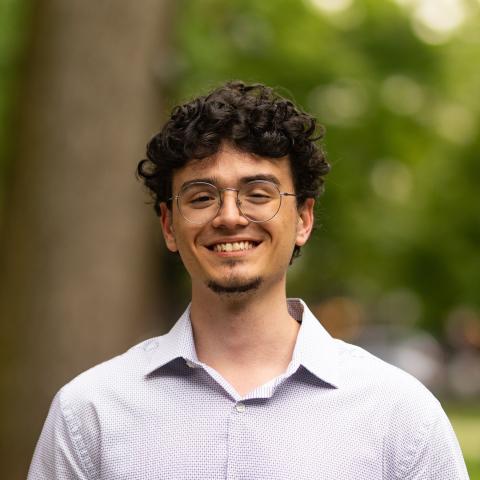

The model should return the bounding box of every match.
[172,144,293,190]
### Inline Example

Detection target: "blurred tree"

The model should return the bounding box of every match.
[0,0,175,477]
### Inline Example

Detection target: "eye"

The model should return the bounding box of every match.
[243,186,276,203]
[185,191,218,209]
[250,191,271,198]
[191,194,214,203]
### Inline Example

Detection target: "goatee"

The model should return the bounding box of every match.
[206,277,262,295]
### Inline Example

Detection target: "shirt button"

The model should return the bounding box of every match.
[235,402,246,413]
[186,360,196,368]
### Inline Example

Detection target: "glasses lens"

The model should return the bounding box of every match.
[238,181,281,222]
[178,183,219,224]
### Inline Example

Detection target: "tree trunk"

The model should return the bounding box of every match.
[0,1,174,476]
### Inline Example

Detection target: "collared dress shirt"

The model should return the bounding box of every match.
[28,299,469,480]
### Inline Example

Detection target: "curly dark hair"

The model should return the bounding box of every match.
[137,81,330,258]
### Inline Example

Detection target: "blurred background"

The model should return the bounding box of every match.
[0,0,479,477]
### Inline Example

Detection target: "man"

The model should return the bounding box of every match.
[28,82,468,479]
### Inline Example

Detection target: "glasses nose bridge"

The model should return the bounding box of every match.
[215,186,245,223]
[218,187,241,207]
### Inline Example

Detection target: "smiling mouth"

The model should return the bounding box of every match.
[208,241,260,253]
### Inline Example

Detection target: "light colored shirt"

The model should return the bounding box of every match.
[28,299,469,480]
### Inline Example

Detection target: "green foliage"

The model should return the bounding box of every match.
[171,0,480,338]
[0,0,32,214]
[466,458,480,480]
[448,402,480,478]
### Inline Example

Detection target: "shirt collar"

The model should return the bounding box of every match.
[289,298,342,388]
[143,304,198,375]
[144,299,342,389]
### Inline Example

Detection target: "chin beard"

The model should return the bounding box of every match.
[206,277,262,295]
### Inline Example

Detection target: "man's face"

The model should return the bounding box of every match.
[160,144,314,297]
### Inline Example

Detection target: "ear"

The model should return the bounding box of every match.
[160,203,178,252]
[295,198,315,247]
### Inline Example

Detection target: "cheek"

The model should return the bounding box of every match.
[172,226,201,262]
[277,212,300,242]
[174,234,193,258]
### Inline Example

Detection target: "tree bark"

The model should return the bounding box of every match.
[0,1,174,476]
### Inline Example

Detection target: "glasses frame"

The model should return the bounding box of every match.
[169,180,297,225]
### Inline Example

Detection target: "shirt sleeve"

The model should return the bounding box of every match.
[27,389,94,480]
[383,392,470,480]
[423,408,470,480]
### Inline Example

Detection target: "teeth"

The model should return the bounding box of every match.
[212,241,256,252]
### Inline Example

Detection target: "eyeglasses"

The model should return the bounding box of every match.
[170,180,297,225]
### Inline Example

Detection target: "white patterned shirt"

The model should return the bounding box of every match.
[28,299,469,479]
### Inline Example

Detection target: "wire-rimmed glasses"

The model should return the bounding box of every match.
[170,180,297,225]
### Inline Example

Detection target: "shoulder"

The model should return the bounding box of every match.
[29,336,172,478]
[334,339,442,418]
[332,340,470,476]
[58,335,166,407]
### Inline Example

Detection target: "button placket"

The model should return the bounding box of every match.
[226,400,249,479]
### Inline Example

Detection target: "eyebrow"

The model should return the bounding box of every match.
[180,174,281,190]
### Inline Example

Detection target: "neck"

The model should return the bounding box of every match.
[189,280,300,394]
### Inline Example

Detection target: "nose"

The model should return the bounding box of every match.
[211,189,249,228]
